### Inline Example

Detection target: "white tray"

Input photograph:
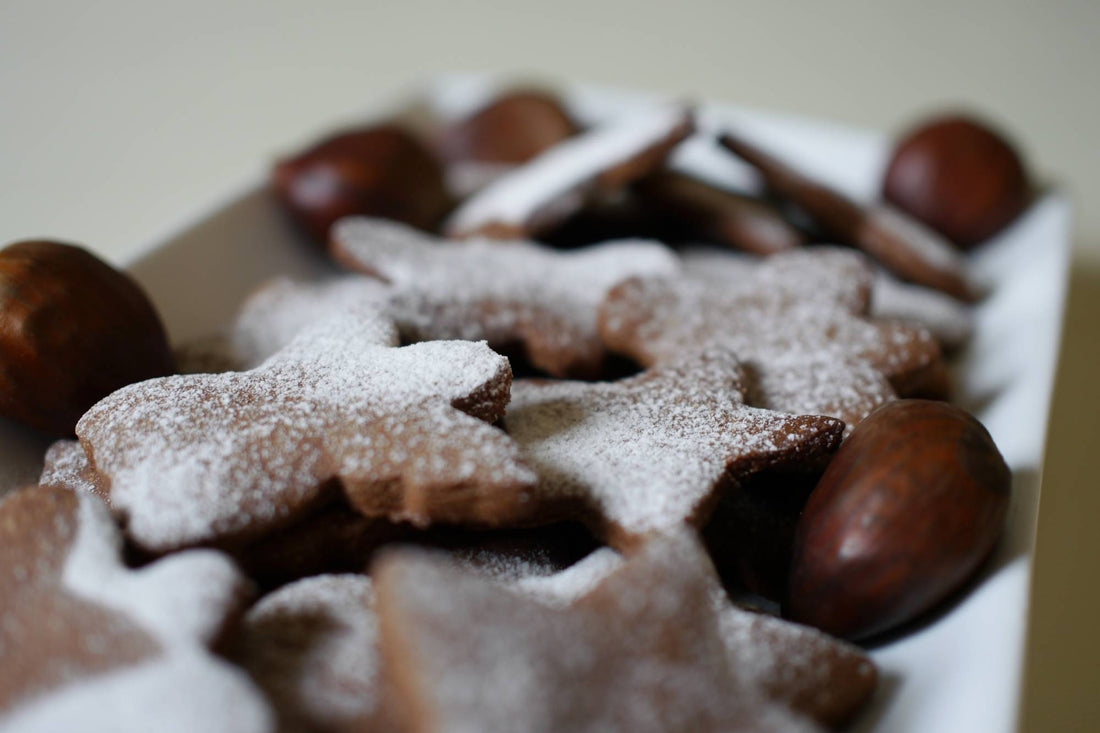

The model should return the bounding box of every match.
[0,76,1072,733]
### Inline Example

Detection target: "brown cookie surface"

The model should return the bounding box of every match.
[502,349,844,548]
[330,217,679,378]
[77,303,536,552]
[0,485,270,732]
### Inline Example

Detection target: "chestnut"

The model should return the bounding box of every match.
[787,400,1010,640]
[883,114,1031,248]
[0,240,175,436]
[439,89,580,165]
[273,124,451,245]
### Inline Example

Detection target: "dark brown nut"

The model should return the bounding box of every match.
[883,115,1031,249]
[440,89,580,164]
[272,124,450,244]
[787,399,1010,640]
[0,241,175,436]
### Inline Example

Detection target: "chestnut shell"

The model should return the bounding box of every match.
[0,240,175,436]
[883,115,1030,248]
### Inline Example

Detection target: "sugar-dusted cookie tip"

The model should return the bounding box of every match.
[504,348,844,548]
[0,485,271,732]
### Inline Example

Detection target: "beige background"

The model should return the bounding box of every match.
[2,1,1098,729]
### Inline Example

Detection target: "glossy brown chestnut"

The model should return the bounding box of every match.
[787,400,1010,640]
[273,124,450,244]
[440,90,580,164]
[883,115,1031,249]
[0,241,175,436]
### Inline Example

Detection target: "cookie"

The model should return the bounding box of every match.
[636,170,806,254]
[872,270,973,352]
[444,105,693,239]
[373,530,874,732]
[718,131,979,301]
[39,439,107,500]
[76,302,537,553]
[600,248,944,429]
[329,216,679,378]
[502,348,844,549]
[0,485,271,732]
[230,574,380,733]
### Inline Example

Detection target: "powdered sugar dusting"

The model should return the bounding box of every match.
[232,275,395,367]
[77,303,533,552]
[375,533,824,733]
[600,249,941,429]
[444,105,691,237]
[1,489,272,733]
[40,440,105,500]
[332,216,679,377]
[504,349,842,543]
[233,574,379,733]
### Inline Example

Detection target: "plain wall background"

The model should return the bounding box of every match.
[2,1,1098,730]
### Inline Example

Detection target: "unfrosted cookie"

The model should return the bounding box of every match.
[636,170,806,254]
[502,348,844,548]
[373,530,876,732]
[444,105,693,239]
[329,216,679,378]
[718,131,978,301]
[600,248,944,429]
[0,485,271,733]
[872,270,973,351]
[77,303,537,552]
[230,574,379,733]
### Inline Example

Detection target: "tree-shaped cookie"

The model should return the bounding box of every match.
[76,303,537,553]
[599,248,943,429]
[373,531,867,732]
[502,348,844,548]
[0,486,272,732]
[329,216,679,378]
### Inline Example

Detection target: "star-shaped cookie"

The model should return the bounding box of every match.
[373,531,874,732]
[502,348,844,548]
[76,303,537,553]
[329,216,679,378]
[599,248,943,429]
[0,486,271,733]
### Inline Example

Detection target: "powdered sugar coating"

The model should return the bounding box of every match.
[458,533,876,727]
[0,487,271,733]
[374,532,824,733]
[331,216,680,377]
[77,303,535,552]
[600,249,942,430]
[232,275,394,368]
[444,105,692,238]
[39,440,105,499]
[503,349,843,546]
[232,574,379,733]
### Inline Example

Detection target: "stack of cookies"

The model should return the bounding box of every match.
[1,85,1026,732]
